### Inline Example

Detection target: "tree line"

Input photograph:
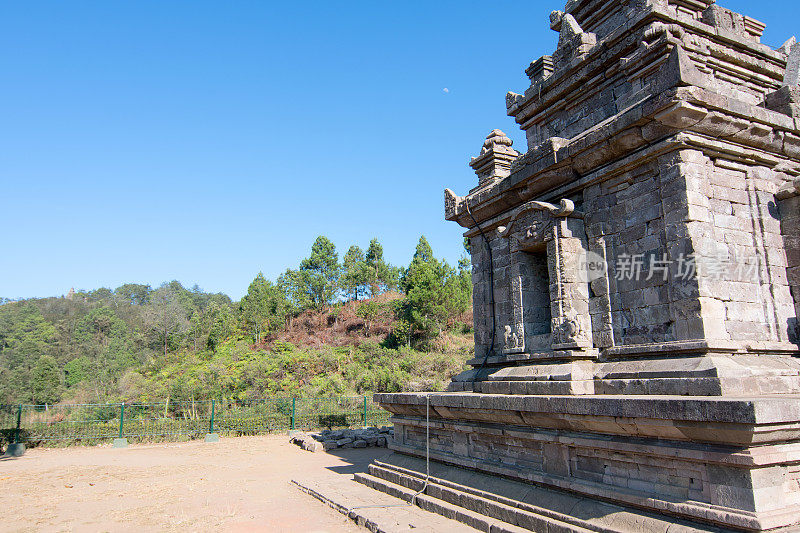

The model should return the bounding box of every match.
[0,236,471,405]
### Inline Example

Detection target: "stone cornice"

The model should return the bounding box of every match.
[374,391,800,430]
[448,78,800,228]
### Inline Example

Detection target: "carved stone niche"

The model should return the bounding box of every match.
[496,199,598,358]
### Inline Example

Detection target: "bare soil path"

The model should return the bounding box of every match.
[0,435,391,532]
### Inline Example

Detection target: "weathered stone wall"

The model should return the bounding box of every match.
[469,145,798,356]
[585,157,674,346]
[778,183,800,341]
[698,159,794,343]
[469,234,498,360]
[587,148,796,347]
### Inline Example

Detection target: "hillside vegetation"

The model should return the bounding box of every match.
[0,236,473,405]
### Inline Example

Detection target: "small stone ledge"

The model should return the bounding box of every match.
[465,348,598,366]
[375,392,800,427]
[290,426,393,453]
[764,86,800,118]
[777,177,800,200]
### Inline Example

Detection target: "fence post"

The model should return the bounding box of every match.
[210,399,215,433]
[15,404,22,444]
[204,399,219,442]
[291,398,296,430]
[363,396,368,427]
[113,403,128,448]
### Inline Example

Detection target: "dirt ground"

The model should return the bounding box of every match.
[0,435,392,532]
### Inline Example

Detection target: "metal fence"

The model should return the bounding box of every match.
[0,397,390,447]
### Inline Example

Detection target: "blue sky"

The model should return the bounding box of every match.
[1,1,797,300]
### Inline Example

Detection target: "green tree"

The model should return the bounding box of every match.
[241,272,270,342]
[341,246,370,301]
[144,284,190,356]
[299,236,340,309]
[0,303,59,402]
[30,355,62,405]
[206,301,234,351]
[356,300,384,336]
[73,306,127,345]
[389,319,413,348]
[87,287,114,303]
[365,238,398,296]
[64,356,93,388]
[115,283,152,305]
[412,235,433,262]
[448,255,472,320]
[396,236,468,346]
[0,303,58,361]
[188,311,205,353]
[70,306,138,399]
[277,269,311,320]
[240,272,287,343]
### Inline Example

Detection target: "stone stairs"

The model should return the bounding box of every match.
[355,470,581,532]
[292,475,479,533]
[354,454,724,533]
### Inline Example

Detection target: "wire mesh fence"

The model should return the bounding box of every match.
[0,396,390,447]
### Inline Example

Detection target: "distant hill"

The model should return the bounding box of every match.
[0,288,473,405]
[0,235,473,405]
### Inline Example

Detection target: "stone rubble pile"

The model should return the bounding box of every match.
[290,426,393,453]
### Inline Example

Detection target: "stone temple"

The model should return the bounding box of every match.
[363,0,800,531]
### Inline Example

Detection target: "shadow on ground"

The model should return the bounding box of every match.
[322,447,392,475]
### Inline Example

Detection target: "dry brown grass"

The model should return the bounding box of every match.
[260,292,472,351]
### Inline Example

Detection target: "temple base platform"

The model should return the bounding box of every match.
[372,392,800,532]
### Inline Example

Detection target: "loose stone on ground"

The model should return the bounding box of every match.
[290,426,393,453]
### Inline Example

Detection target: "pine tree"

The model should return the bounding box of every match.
[342,246,370,301]
[299,236,340,309]
[395,236,472,347]
[365,238,398,296]
[277,268,311,319]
